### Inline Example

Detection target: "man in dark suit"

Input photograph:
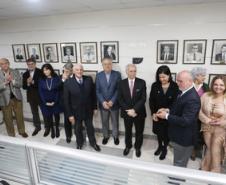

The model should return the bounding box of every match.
[22,58,43,136]
[215,44,226,63]
[160,45,174,61]
[156,70,201,167]
[96,57,121,145]
[118,64,146,157]
[64,64,100,151]
[104,46,116,60]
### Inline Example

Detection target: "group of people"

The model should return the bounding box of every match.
[0,57,226,173]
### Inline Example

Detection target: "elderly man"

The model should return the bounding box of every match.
[156,70,201,167]
[96,57,121,145]
[64,64,100,151]
[0,58,28,137]
[118,64,146,157]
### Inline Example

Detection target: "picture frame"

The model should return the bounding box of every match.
[54,69,60,76]
[101,41,119,63]
[80,42,98,64]
[183,40,207,64]
[83,70,98,82]
[60,42,77,63]
[26,43,42,62]
[171,73,177,82]
[157,40,178,64]
[42,43,59,63]
[211,39,226,65]
[208,74,226,85]
[15,68,27,76]
[12,44,26,62]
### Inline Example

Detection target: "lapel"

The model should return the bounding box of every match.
[102,72,109,88]
[132,78,137,100]
[108,71,113,88]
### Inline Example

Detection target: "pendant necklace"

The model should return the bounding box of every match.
[46,78,53,91]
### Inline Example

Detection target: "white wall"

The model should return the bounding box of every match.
[0,2,226,135]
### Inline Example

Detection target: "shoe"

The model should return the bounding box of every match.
[123,147,130,156]
[66,137,71,143]
[77,145,82,150]
[92,144,101,152]
[159,148,167,160]
[154,146,162,156]
[114,137,119,145]
[56,127,60,138]
[136,149,141,157]
[51,127,55,139]
[102,137,109,145]
[43,128,50,137]
[32,128,41,136]
[19,132,28,138]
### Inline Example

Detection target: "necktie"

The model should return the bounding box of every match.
[193,53,196,61]
[130,80,134,97]
[164,53,168,61]
[79,79,82,84]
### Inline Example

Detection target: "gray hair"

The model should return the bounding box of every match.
[126,64,136,72]
[191,67,207,80]
[63,62,73,70]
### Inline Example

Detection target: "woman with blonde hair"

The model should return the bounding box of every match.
[199,75,226,173]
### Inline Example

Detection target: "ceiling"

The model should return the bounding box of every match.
[0,0,225,20]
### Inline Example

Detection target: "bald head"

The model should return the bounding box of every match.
[176,70,193,91]
[73,63,84,79]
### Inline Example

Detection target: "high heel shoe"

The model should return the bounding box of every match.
[154,146,162,156]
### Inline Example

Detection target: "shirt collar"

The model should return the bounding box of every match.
[181,85,194,95]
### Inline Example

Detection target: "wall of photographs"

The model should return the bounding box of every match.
[1,2,226,135]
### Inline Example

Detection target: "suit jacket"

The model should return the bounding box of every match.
[160,53,174,60]
[96,70,121,110]
[168,87,201,146]
[215,53,226,62]
[64,75,97,120]
[22,68,42,103]
[186,52,202,62]
[0,68,23,106]
[118,77,146,119]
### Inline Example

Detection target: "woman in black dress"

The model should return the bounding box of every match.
[149,65,179,160]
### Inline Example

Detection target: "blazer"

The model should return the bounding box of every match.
[160,53,174,60]
[118,77,146,119]
[22,68,42,103]
[0,68,23,107]
[64,75,97,120]
[215,53,226,62]
[96,70,121,110]
[168,87,201,146]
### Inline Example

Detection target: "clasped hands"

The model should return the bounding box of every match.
[46,102,55,106]
[153,108,170,121]
[102,101,114,110]
[126,109,137,118]
[209,117,222,126]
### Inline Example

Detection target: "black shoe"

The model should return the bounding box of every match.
[154,146,162,156]
[32,128,41,136]
[66,137,71,143]
[92,144,101,152]
[51,127,55,139]
[123,147,130,156]
[56,127,60,138]
[77,145,82,150]
[114,137,119,145]
[102,137,109,145]
[43,128,50,137]
[0,180,10,185]
[159,148,167,160]
[136,149,141,157]
[19,132,28,138]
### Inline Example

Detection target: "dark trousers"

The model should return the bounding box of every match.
[44,114,60,128]
[29,101,41,129]
[64,112,72,139]
[124,117,145,149]
[75,118,96,147]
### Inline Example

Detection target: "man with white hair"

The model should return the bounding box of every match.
[157,70,201,167]
[118,64,146,157]
[63,64,100,151]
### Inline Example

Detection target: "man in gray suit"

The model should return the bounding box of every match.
[96,57,121,145]
[0,58,28,137]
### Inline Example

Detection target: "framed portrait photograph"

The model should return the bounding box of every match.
[26,43,42,62]
[183,40,207,64]
[15,68,27,76]
[157,40,178,64]
[42,43,59,63]
[54,69,60,76]
[12,44,26,62]
[208,74,226,85]
[60,42,77,63]
[211,39,226,65]
[83,70,97,82]
[80,42,98,64]
[101,41,119,63]
[171,73,177,82]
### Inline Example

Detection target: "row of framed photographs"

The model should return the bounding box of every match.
[157,39,226,65]
[12,41,119,64]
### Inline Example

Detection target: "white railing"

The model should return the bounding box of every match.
[0,135,225,185]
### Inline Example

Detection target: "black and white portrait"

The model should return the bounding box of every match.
[101,41,119,63]
[171,73,177,82]
[183,40,206,64]
[211,39,226,65]
[80,42,97,64]
[12,44,26,62]
[16,68,27,76]
[60,43,77,63]
[43,43,59,63]
[27,44,42,62]
[157,40,178,64]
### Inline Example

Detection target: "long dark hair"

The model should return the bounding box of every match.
[41,63,57,79]
[155,65,172,83]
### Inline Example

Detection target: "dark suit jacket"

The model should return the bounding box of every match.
[160,53,174,60]
[96,70,121,110]
[22,68,42,103]
[168,87,201,146]
[215,53,226,62]
[64,75,97,120]
[118,77,146,119]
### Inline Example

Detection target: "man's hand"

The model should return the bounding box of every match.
[156,110,167,119]
[107,101,113,108]
[126,109,137,117]
[69,116,75,125]
[152,113,159,122]
[27,77,33,85]
[102,101,110,109]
